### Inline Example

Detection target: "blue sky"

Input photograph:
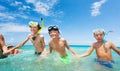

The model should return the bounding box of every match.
[0,0,120,46]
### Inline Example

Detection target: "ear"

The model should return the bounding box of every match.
[58,31,60,34]
[93,35,96,38]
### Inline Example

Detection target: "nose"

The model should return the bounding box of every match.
[51,32,56,35]
[98,35,101,37]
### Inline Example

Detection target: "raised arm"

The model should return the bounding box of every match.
[110,42,120,55]
[15,35,30,49]
[3,35,30,55]
[79,44,95,58]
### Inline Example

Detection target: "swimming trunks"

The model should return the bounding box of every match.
[95,59,114,68]
[35,52,42,55]
[61,55,71,64]
[0,50,7,59]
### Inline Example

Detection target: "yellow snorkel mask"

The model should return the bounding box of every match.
[29,18,44,34]
[29,21,39,27]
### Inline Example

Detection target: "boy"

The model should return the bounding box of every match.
[0,34,21,59]
[0,34,9,59]
[15,20,46,55]
[46,25,79,64]
[79,29,120,68]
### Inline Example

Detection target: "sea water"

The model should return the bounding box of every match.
[0,45,120,71]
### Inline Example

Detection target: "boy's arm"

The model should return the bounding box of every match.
[0,34,9,55]
[0,35,8,52]
[111,42,120,55]
[3,36,29,55]
[41,43,52,57]
[40,36,46,53]
[64,39,79,56]
[79,45,94,58]
[15,35,29,49]
[47,43,53,55]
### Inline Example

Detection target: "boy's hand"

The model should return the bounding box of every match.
[40,51,48,58]
[3,47,16,55]
[3,51,10,55]
[74,54,81,59]
[78,55,84,58]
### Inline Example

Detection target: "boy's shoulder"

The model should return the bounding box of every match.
[93,41,113,46]
[93,42,97,45]
[39,34,44,38]
[92,42,98,47]
[60,37,66,41]
[106,41,114,45]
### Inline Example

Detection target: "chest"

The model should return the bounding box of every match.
[95,44,111,53]
[30,36,41,43]
[52,41,65,50]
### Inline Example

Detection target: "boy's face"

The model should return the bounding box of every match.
[30,26,39,34]
[94,32,105,42]
[49,30,60,39]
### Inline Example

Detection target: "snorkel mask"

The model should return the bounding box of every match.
[48,26,59,34]
[92,28,105,35]
[29,18,44,33]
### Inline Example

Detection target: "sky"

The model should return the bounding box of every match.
[0,0,120,46]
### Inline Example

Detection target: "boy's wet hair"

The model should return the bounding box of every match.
[48,25,59,33]
[93,28,105,35]
[29,21,41,30]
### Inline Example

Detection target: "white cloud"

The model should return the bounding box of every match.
[11,1,22,6]
[0,23,29,33]
[34,2,50,16]
[26,0,58,16]
[15,13,29,19]
[26,0,35,3]
[52,10,64,17]
[91,0,107,16]
[0,12,15,20]
[0,12,29,21]
[19,5,31,10]
[0,23,48,34]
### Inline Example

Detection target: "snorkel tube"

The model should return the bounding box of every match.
[37,18,44,33]
[103,30,114,43]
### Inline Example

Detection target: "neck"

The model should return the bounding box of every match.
[53,37,60,42]
[97,40,104,43]
[32,33,39,36]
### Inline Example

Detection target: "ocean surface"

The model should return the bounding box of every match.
[0,45,120,71]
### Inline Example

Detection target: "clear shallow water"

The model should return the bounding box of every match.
[0,45,120,71]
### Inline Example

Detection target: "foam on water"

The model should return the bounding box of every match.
[0,45,120,71]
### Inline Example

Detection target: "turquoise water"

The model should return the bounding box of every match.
[0,45,120,71]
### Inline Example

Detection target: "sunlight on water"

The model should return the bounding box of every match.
[0,45,120,71]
